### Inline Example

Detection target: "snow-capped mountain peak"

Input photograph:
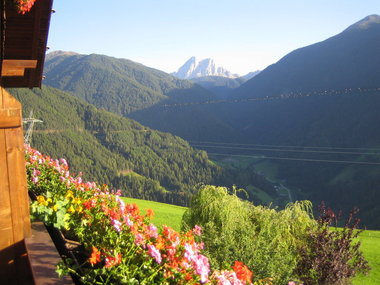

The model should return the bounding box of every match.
[172,57,239,79]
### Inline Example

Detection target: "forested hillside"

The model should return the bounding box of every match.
[10,86,223,205]
[44,51,215,114]
[12,86,276,206]
[43,52,242,141]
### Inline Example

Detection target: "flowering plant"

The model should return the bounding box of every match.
[26,145,271,284]
[9,0,37,14]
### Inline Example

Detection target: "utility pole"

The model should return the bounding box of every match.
[23,110,43,145]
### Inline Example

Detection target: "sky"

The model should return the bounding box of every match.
[47,0,380,75]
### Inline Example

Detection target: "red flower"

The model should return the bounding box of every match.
[146,208,154,218]
[105,253,122,268]
[88,246,101,265]
[232,261,253,283]
[15,0,37,14]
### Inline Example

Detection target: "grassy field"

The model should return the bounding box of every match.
[122,197,379,284]
[353,230,380,284]
[122,197,186,232]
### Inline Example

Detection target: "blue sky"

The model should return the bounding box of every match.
[48,0,380,75]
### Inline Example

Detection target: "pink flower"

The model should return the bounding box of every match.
[123,215,134,227]
[194,254,210,283]
[193,225,202,236]
[147,244,162,264]
[148,224,158,239]
[184,243,196,261]
[111,219,122,232]
[32,168,40,177]
[59,158,68,167]
[32,176,38,184]
[116,197,126,213]
[212,270,243,285]
[135,233,146,247]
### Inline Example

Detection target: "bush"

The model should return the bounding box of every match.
[295,203,370,284]
[182,185,316,284]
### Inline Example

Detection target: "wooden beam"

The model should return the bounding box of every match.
[25,222,74,285]
[0,87,31,282]
[1,60,37,77]
[0,109,22,128]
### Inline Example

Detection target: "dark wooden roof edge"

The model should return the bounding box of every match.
[1,0,54,88]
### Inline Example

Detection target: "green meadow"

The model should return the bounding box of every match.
[352,230,380,284]
[122,197,379,284]
[122,197,186,232]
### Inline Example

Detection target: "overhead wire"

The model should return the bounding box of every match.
[188,140,380,151]
[206,153,380,166]
[188,140,380,166]
[190,143,380,156]
[160,87,380,109]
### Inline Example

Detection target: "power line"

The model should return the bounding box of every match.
[207,153,380,166]
[190,144,380,156]
[189,140,380,152]
[161,87,380,108]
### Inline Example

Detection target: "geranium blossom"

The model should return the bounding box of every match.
[147,244,162,264]
[232,261,253,283]
[89,246,101,265]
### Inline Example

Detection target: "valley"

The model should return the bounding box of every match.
[19,14,380,230]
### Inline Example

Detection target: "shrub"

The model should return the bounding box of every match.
[295,202,370,284]
[182,185,316,284]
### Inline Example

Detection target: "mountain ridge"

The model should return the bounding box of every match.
[234,14,380,99]
[43,52,217,115]
[172,56,239,79]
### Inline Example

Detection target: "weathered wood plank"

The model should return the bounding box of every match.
[0,89,17,281]
[25,222,74,285]
[1,60,37,77]
[3,88,31,241]
[0,130,14,248]
[0,109,22,128]
[0,87,31,283]
[2,59,37,68]
[1,68,25,77]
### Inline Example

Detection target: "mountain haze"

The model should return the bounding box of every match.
[234,15,380,99]
[44,52,215,115]
[213,15,380,228]
[43,52,242,142]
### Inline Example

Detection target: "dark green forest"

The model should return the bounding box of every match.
[11,86,274,206]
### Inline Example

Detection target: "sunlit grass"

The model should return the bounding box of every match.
[352,230,380,284]
[121,197,186,232]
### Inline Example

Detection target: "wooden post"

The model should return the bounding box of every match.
[0,87,32,283]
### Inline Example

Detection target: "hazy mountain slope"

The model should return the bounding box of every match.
[234,15,380,99]
[43,51,242,143]
[191,76,247,98]
[10,86,222,205]
[207,15,380,228]
[43,52,215,115]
